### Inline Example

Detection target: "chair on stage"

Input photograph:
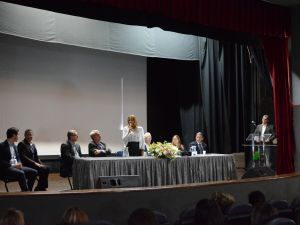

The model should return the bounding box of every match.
[0,173,19,192]
[58,156,73,190]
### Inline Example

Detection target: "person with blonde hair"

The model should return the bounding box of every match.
[58,207,89,225]
[88,130,111,157]
[0,208,25,225]
[122,115,145,156]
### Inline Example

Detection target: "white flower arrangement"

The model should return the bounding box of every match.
[148,141,181,160]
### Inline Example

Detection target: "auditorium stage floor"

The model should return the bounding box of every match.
[0,171,245,193]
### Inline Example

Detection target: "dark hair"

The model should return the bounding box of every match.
[248,191,266,208]
[251,203,278,225]
[58,207,88,225]
[127,208,159,225]
[24,129,33,136]
[6,127,19,139]
[0,208,25,225]
[194,199,225,225]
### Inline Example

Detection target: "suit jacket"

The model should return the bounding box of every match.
[60,141,82,177]
[17,139,41,168]
[189,141,208,154]
[88,141,110,157]
[0,140,20,170]
[254,124,276,142]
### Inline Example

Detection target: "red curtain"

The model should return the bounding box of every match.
[262,37,295,174]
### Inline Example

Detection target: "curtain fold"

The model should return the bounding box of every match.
[198,38,274,155]
[262,37,295,174]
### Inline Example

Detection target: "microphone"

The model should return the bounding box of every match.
[251,121,256,126]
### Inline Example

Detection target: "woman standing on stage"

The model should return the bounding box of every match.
[122,115,145,156]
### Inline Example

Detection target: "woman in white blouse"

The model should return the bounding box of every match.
[122,115,145,156]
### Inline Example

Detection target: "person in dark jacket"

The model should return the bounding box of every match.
[18,129,50,191]
[0,127,37,191]
[60,130,82,177]
[88,130,111,157]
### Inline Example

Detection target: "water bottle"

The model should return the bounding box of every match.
[123,147,129,157]
[191,146,197,156]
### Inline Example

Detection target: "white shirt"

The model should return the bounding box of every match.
[8,142,16,160]
[262,125,267,136]
[122,126,145,150]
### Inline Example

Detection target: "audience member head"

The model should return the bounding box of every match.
[127,115,138,129]
[262,115,269,125]
[67,130,78,143]
[144,132,152,145]
[127,208,158,225]
[58,207,89,225]
[251,203,278,225]
[248,191,266,208]
[172,135,182,149]
[210,192,235,213]
[89,130,101,143]
[195,132,204,143]
[0,208,25,225]
[24,129,33,143]
[6,127,19,143]
[194,199,225,225]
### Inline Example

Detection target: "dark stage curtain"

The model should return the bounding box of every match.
[199,38,274,154]
[147,38,274,154]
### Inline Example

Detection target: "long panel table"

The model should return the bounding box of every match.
[72,154,237,189]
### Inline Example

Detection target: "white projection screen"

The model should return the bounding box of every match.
[0,34,147,155]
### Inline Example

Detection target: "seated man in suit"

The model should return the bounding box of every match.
[254,115,276,169]
[88,130,111,157]
[189,132,208,154]
[18,129,50,191]
[60,130,82,177]
[0,127,37,191]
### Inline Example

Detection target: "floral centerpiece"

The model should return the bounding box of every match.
[148,141,181,160]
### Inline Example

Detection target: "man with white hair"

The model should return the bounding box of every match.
[144,132,152,155]
[88,130,111,157]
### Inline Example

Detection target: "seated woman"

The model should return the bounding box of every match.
[171,135,185,151]
[88,130,111,157]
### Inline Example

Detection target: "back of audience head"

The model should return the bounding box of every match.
[251,203,278,225]
[194,199,225,225]
[0,208,25,225]
[248,191,266,208]
[127,208,159,225]
[210,192,235,213]
[58,207,89,225]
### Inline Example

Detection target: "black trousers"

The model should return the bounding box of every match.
[3,166,38,191]
[32,165,50,190]
[127,142,142,156]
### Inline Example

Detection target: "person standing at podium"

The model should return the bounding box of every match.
[122,115,145,156]
[254,115,276,170]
